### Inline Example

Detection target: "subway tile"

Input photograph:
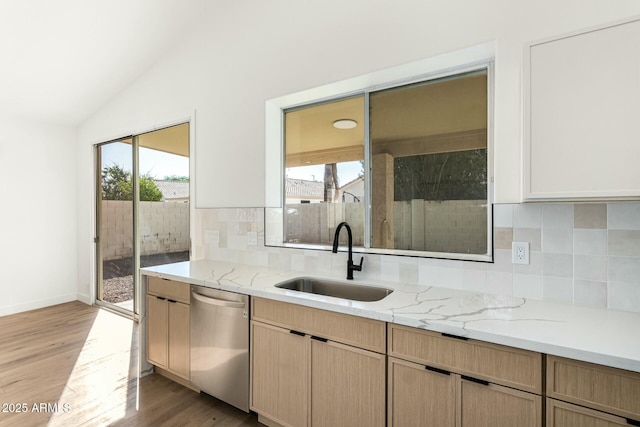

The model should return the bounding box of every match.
[574,280,607,309]
[486,271,513,296]
[513,204,542,228]
[418,262,440,285]
[542,204,574,228]
[513,274,543,300]
[574,254,607,282]
[573,229,607,256]
[513,251,543,275]
[461,269,487,293]
[574,204,607,229]
[608,256,640,284]
[487,249,512,272]
[494,227,513,250]
[542,227,573,254]
[608,230,640,257]
[543,277,573,304]
[439,267,464,290]
[608,282,640,313]
[513,228,542,251]
[608,203,640,230]
[399,263,419,284]
[380,260,401,282]
[542,253,573,278]
[493,204,513,227]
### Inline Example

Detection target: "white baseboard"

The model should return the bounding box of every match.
[0,293,79,317]
[76,292,92,305]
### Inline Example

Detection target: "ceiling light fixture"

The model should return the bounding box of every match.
[333,119,358,129]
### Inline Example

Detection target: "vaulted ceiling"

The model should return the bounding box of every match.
[0,0,210,126]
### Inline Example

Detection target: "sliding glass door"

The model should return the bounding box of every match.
[96,123,190,317]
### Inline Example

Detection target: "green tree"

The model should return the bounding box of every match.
[102,164,163,201]
[163,175,189,182]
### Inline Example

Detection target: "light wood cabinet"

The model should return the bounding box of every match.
[388,323,543,427]
[547,355,640,424]
[547,399,635,427]
[147,294,168,367]
[146,277,190,380]
[524,17,640,201]
[311,339,385,427]
[250,297,385,427]
[458,377,541,427]
[388,323,542,393]
[388,357,455,427]
[251,321,309,427]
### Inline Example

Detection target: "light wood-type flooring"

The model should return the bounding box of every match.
[0,301,261,426]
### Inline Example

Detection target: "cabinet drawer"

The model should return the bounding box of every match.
[147,276,190,304]
[547,398,635,427]
[388,324,542,393]
[547,355,640,420]
[252,297,385,353]
[459,377,542,427]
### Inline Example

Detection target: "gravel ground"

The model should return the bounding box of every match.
[101,251,189,304]
[103,275,134,303]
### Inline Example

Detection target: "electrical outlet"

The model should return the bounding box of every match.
[512,242,530,265]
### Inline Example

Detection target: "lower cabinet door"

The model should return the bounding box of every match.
[250,322,309,427]
[167,301,190,379]
[547,398,635,427]
[311,339,386,427]
[458,376,542,427]
[388,357,455,427]
[146,295,168,368]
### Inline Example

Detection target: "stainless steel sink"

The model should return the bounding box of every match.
[275,277,393,302]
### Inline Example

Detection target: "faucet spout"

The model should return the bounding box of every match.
[332,222,363,280]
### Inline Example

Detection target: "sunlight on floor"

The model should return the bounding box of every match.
[48,309,137,426]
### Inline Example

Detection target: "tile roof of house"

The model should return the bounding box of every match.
[154,180,189,200]
[286,178,325,199]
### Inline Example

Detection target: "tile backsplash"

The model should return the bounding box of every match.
[193,203,640,313]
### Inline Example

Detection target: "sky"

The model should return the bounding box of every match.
[100,142,189,179]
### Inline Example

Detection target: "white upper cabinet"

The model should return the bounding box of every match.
[524,17,640,201]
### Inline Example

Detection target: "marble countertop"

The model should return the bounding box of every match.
[141,259,640,373]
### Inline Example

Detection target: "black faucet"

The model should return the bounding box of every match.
[332,222,363,280]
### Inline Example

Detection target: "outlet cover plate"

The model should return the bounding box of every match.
[512,241,530,265]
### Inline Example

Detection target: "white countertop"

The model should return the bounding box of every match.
[141,259,640,373]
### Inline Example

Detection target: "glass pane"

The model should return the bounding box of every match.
[137,123,190,269]
[283,96,365,246]
[370,70,489,254]
[98,140,135,310]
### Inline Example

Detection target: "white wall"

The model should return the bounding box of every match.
[0,115,79,316]
[77,0,640,300]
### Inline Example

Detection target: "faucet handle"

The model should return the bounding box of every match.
[353,256,364,272]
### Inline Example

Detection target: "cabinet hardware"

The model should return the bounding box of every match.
[167,299,177,303]
[156,296,166,301]
[161,278,170,281]
[462,375,489,386]
[310,336,328,342]
[441,332,469,341]
[425,365,451,376]
[289,330,305,337]
[627,418,640,426]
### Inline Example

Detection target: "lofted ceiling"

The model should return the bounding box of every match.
[0,0,210,126]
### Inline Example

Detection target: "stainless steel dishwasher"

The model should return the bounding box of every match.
[190,285,249,412]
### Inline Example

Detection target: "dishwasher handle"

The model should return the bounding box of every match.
[192,291,246,309]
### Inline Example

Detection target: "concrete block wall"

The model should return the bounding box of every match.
[100,200,189,260]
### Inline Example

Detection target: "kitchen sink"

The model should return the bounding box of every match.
[275,277,393,302]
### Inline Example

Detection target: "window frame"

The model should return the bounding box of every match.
[265,43,495,262]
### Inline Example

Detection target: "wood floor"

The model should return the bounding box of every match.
[0,301,261,426]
